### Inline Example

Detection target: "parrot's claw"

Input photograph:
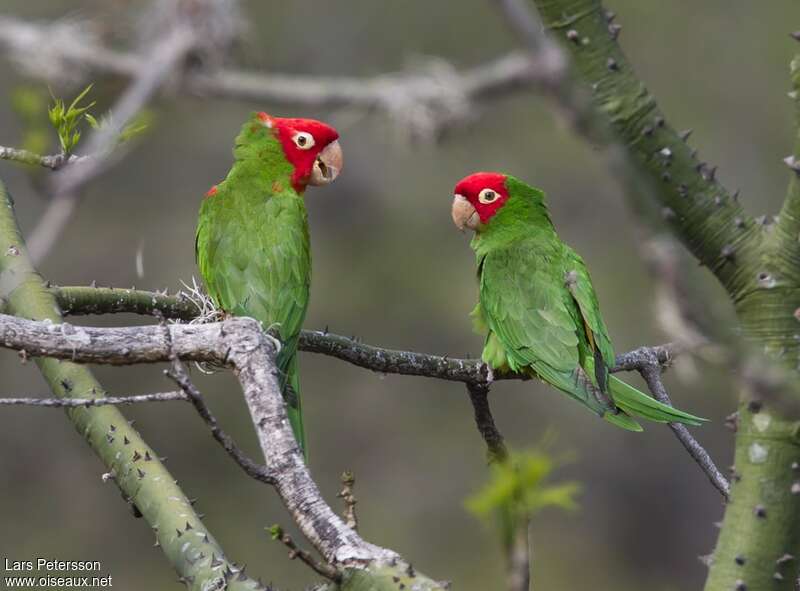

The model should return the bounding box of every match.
[484,364,495,385]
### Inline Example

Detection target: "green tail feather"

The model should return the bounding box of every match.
[608,376,707,427]
[603,411,644,432]
[277,350,306,458]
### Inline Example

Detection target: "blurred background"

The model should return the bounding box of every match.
[0,0,796,589]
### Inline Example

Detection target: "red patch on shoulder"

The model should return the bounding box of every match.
[205,185,218,198]
[257,112,271,124]
[453,172,510,222]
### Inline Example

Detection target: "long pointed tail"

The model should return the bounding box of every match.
[608,375,707,427]
[278,352,306,457]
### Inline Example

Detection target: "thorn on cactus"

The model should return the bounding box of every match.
[720,245,735,261]
[776,553,795,565]
[784,155,800,175]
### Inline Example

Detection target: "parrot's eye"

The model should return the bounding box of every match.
[478,188,499,204]
[293,132,315,150]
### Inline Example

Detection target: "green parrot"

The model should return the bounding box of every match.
[196,112,343,454]
[451,172,705,431]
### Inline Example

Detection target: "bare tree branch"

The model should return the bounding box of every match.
[0,15,551,141]
[0,311,446,588]
[41,285,729,499]
[466,382,509,463]
[270,525,341,582]
[162,332,276,486]
[24,23,198,264]
[0,146,89,169]
[638,355,730,499]
[0,391,187,406]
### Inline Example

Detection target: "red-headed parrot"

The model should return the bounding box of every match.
[196,112,343,454]
[451,172,705,431]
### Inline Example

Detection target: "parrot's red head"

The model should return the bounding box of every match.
[452,172,510,231]
[258,112,343,192]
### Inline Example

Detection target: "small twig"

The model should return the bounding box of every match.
[0,146,89,170]
[160,319,275,486]
[507,519,531,591]
[0,391,186,407]
[337,471,359,532]
[166,359,275,485]
[269,525,341,582]
[638,353,730,499]
[26,23,198,264]
[466,381,509,463]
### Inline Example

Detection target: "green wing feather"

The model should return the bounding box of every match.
[197,180,310,452]
[478,234,706,429]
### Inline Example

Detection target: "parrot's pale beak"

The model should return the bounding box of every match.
[309,140,343,186]
[451,194,481,232]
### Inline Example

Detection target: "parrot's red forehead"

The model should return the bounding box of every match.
[454,172,510,223]
[257,112,340,191]
[258,113,339,146]
[454,172,508,198]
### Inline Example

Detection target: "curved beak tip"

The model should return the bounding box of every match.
[308,140,343,186]
[451,194,479,232]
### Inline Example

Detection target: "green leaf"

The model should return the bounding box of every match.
[85,113,99,129]
[465,447,580,524]
[47,84,96,155]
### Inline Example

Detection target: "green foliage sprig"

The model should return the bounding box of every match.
[48,84,95,155]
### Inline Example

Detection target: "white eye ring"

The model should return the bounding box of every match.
[293,132,315,150]
[478,188,499,204]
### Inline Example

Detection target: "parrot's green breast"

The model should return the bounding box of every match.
[196,184,310,343]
